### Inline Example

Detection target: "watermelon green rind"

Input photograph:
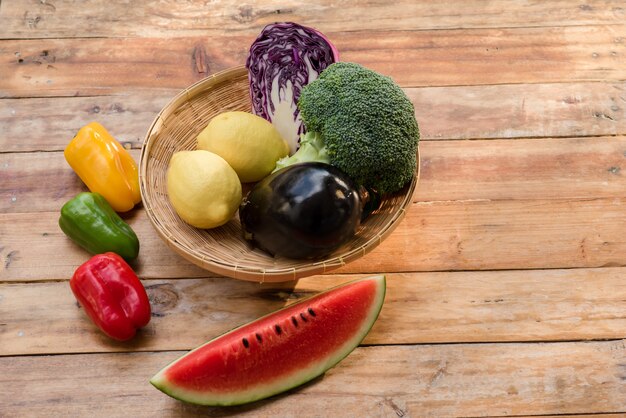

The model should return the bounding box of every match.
[150,275,386,406]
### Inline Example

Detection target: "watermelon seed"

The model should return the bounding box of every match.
[242,338,249,348]
[255,333,262,343]
[308,308,316,317]
[275,324,282,335]
[300,313,308,322]
[291,316,298,327]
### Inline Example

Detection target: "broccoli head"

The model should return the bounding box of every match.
[274,62,419,194]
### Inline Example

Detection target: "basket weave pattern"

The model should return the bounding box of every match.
[140,66,418,282]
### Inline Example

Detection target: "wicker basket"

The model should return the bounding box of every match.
[139,66,419,282]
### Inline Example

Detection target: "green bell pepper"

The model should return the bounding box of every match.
[59,192,139,261]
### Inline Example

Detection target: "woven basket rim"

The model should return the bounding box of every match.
[139,65,420,282]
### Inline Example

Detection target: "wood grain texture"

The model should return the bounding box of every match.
[410,81,626,141]
[1,81,625,153]
[2,25,626,97]
[1,340,624,417]
[344,197,626,274]
[2,2,626,415]
[0,209,207,281]
[2,197,625,281]
[0,94,168,152]
[418,136,626,202]
[514,416,626,418]
[3,136,626,213]
[0,149,138,213]
[1,269,625,356]
[513,416,626,418]
[1,0,624,39]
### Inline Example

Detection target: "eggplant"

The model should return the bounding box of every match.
[239,162,363,259]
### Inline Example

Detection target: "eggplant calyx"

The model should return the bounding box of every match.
[359,186,382,222]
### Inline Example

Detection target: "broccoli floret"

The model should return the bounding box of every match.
[274,62,419,194]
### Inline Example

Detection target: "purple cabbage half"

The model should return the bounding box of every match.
[246,22,339,155]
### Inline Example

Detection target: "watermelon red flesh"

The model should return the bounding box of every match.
[150,275,386,406]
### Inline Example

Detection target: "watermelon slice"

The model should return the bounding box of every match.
[150,275,386,406]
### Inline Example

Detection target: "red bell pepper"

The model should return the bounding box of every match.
[70,252,151,341]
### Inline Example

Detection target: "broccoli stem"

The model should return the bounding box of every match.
[273,131,330,173]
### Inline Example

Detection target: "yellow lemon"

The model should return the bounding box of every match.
[197,111,289,183]
[166,150,242,229]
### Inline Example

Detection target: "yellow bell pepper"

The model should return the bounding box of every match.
[65,122,141,212]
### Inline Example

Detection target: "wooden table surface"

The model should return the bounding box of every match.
[1,1,626,417]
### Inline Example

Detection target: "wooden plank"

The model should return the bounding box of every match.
[410,82,626,141]
[3,136,625,213]
[2,197,625,281]
[0,209,208,281]
[2,25,626,97]
[1,0,624,39]
[344,197,626,274]
[1,81,625,152]
[513,416,626,418]
[1,340,624,416]
[1,37,242,98]
[0,94,168,152]
[418,136,626,202]
[1,268,625,356]
[0,149,138,213]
